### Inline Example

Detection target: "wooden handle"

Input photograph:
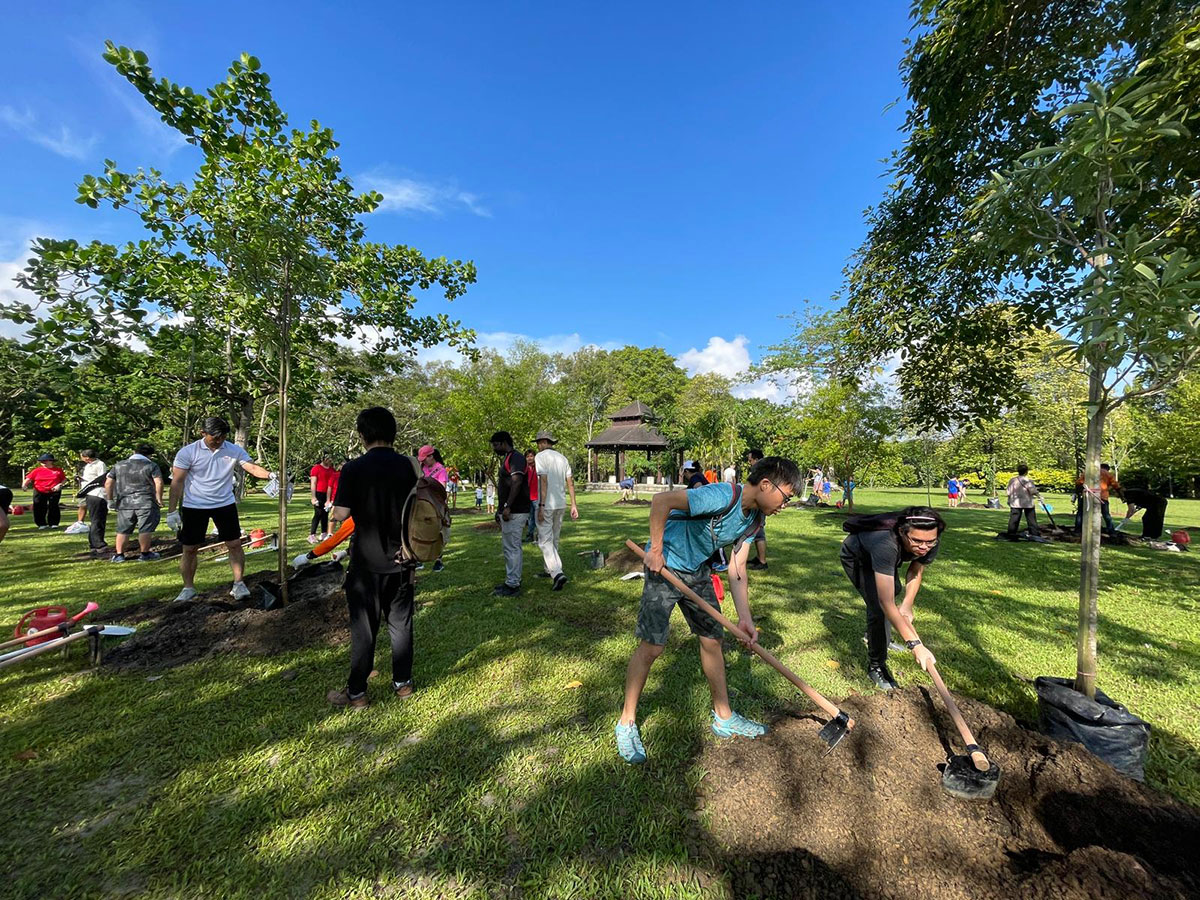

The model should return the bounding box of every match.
[624,540,850,725]
[927,662,990,771]
[0,626,100,670]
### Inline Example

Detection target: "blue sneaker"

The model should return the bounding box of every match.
[711,563,728,573]
[614,722,647,764]
[711,710,767,739]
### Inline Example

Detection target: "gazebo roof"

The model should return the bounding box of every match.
[586,421,669,450]
[609,400,655,422]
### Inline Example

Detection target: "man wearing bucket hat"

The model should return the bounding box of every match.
[23,454,67,530]
[533,430,578,591]
[167,416,274,603]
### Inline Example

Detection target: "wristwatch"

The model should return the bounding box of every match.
[905,639,923,650]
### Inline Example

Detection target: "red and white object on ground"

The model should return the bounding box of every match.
[8,602,99,648]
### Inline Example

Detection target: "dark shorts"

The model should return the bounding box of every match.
[0,487,12,510]
[636,566,723,645]
[753,522,766,542]
[180,504,240,545]
[116,506,160,535]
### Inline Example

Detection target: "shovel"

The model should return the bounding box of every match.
[260,554,346,611]
[926,661,1001,800]
[624,540,854,751]
[0,625,103,669]
[1040,501,1065,536]
[212,532,278,563]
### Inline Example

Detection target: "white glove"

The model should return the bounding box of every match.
[293,552,312,569]
[166,510,183,531]
[330,550,348,563]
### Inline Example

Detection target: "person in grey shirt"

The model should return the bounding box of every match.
[106,444,165,562]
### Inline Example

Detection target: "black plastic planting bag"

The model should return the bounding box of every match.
[1034,676,1150,780]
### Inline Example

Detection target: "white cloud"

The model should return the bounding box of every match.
[676,335,797,404]
[0,106,98,160]
[359,174,492,218]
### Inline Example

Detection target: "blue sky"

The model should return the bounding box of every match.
[1,1,912,398]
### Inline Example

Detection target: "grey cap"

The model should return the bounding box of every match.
[37,453,55,461]
[535,430,557,444]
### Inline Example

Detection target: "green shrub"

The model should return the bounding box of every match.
[996,467,1077,493]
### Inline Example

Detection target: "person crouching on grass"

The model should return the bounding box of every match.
[839,507,943,692]
[615,456,801,764]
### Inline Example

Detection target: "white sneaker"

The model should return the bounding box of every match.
[174,587,198,603]
[307,534,320,544]
[230,581,251,600]
[64,522,88,535]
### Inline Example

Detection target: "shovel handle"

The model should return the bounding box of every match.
[926,662,990,771]
[0,602,99,652]
[624,541,851,726]
[0,625,101,669]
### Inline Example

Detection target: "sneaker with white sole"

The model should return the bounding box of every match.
[307,534,320,544]
[174,586,198,603]
[710,710,768,739]
[614,721,647,764]
[230,581,251,600]
[64,522,89,535]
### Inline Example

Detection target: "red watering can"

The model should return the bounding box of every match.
[12,602,99,647]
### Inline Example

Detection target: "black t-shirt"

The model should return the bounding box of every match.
[334,447,418,574]
[841,529,939,581]
[498,450,531,514]
[686,472,708,489]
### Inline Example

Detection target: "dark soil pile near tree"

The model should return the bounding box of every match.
[71,535,229,562]
[993,525,1186,550]
[100,565,348,670]
[701,687,1199,900]
[604,545,643,574]
[473,520,500,532]
[613,498,652,506]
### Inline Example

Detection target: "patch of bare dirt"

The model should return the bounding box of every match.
[702,687,1199,900]
[604,545,643,574]
[101,563,348,670]
[613,498,652,506]
[70,535,231,562]
[993,525,1187,550]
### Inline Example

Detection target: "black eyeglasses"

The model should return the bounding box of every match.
[768,481,793,506]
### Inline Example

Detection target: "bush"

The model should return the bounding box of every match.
[996,467,1077,493]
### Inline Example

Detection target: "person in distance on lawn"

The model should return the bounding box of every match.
[490,431,530,597]
[744,448,768,570]
[327,406,420,709]
[309,454,336,543]
[0,482,11,549]
[418,445,448,572]
[840,507,943,691]
[1005,464,1042,540]
[106,444,164,562]
[615,456,801,765]
[77,449,110,554]
[23,453,66,530]
[533,430,578,591]
[167,417,273,603]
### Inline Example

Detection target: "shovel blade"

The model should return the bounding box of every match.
[817,711,851,753]
[941,754,1000,801]
[259,582,285,611]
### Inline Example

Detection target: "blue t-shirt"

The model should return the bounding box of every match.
[947,478,959,493]
[651,483,760,573]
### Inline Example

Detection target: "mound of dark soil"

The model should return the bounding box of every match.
[473,520,500,532]
[604,545,643,574]
[449,506,484,516]
[956,501,994,509]
[613,498,652,506]
[993,525,1186,550]
[71,535,231,562]
[702,687,1199,900]
[101,565,348,670]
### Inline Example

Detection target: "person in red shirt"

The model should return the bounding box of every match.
[22,453,67,529]
[309,455,336,543]
[524,449,539,543]
[327,461,342,507]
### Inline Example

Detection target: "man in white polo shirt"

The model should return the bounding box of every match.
[167,416,273,602]
[533,429,579,591]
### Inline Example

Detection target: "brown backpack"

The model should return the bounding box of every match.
[396,457,451,563]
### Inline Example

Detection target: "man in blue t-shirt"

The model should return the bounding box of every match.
[615,456,802,764]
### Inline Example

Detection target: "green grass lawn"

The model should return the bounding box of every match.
[1,487,1198,898]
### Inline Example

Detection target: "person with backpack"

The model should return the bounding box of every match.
[839,507,943,691]
[490,431,530,596]
[615,456,801,764]
[326,407,421,709]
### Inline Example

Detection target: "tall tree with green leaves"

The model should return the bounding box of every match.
[8,45,476,599]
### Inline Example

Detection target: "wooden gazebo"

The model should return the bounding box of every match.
[585,401,670,483]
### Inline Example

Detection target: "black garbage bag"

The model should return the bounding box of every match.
[1034,676,1150,780]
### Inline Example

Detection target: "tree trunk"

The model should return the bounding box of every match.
[1074,355,1107,700]
[277,292,292,604]
[234,393,254,500]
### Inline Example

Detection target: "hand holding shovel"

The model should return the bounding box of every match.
[625,540,854,751]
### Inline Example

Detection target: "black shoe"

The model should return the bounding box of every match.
[432,559,444,572]
[867,665,898,691]
[747,559,768,570]
[552,573,568,591]
[493,584,521,597]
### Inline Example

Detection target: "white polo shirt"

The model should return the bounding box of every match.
[173,438,251,509]
[534,448,573,510]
